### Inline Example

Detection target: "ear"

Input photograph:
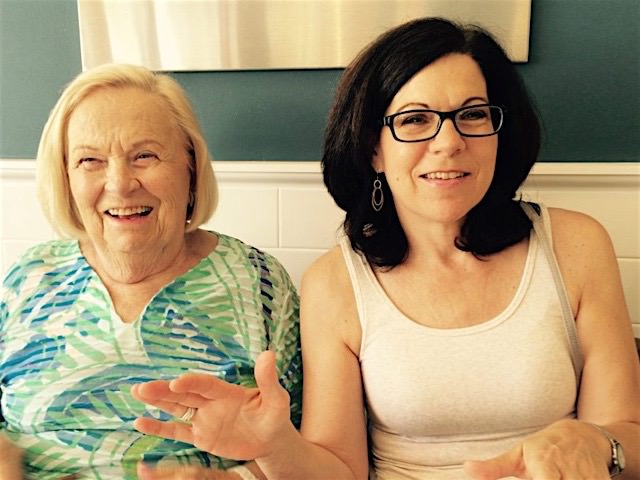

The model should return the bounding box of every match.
[372,143,384,173]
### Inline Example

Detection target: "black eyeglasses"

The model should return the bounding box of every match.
[382,104,504,143]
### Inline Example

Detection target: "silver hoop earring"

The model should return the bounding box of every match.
[371,175,384,212]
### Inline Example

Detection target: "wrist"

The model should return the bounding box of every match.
[255,421,304,478]
[588,423,626,478]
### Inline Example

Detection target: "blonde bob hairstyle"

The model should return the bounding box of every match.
[36,63,218,239]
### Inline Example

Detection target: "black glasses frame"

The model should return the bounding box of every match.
[381,104,505,143]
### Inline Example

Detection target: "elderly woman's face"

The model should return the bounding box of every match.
[66,86,192,255]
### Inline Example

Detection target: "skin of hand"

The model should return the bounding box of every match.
[136,463,244,480]
[463,419,611,480]
[0,433,23,480]
[131,350,292,460]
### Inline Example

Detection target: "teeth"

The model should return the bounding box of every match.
[423,171,465,180]
[107,206,152,217]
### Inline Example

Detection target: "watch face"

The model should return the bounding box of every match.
[612,439,625,476]
[616,442,626,469]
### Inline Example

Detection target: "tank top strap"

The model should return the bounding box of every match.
[339,234,368,305]
[520,201,584,386]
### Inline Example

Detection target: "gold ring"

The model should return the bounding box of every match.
[179,406,196,423]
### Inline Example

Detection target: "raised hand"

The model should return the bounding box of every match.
[463,419,611,480]
[131,350,292,460]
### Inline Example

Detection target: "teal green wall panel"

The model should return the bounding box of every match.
[521,0,639,162]
[1,0,638,161]
[0,0,82,159]
[171,69,340,161]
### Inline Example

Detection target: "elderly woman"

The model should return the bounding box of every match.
[0,64,301,480]
[131,17,640,480]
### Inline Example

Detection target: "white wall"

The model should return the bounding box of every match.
[1,160,638,336]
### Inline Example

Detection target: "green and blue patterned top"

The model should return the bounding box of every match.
[0,233,302,479]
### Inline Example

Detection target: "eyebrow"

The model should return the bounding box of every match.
[394,96,490,113]
[70,145,99,153]
[70,139,165,154]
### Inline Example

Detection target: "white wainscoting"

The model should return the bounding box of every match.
[1,160,638,335]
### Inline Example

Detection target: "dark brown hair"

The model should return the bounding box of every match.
[322,17,541,267]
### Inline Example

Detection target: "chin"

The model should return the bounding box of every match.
[106,237,152,254]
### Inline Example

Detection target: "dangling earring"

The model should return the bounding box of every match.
[371,174,384,212]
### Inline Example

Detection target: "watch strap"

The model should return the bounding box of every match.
[590,423,624,477]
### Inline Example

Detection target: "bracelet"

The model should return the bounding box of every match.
[229,465,259,480]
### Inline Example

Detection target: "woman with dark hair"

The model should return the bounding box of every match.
[323,17,540,266]
[132,18,639,480]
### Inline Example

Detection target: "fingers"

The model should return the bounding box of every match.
[463,446,523,480]
[464,423,612,480]
[254,350,282,399]
[133,417,195,445]
[134,352,275,405]
[131,383,209,414]
[137,463,224,480]
[169,373,242,400]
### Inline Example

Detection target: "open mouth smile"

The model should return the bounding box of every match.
[420,171,469,180]
[105,206,153,218]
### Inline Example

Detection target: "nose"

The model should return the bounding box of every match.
[430,118,465,155]
[104,161,140,194]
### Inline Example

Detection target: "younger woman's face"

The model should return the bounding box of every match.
[373,53,498,229]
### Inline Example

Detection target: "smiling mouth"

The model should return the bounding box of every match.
[105,206,153,218]
[421,172,468,180]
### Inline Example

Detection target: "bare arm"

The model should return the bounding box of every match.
[558,209,640,479]
[466,208,640,479]
[257,247,370,479]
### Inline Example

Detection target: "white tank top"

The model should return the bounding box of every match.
[340,203,582,480]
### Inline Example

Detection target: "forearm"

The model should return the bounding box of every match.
[255,423,362,480]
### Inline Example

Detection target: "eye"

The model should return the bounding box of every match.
[77,157,104,170]
[135,151,159,163]
[399,112,432,126]
[458,107,489,121]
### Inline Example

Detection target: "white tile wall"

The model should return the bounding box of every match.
[208,185,280,247]
[1,160,639,335]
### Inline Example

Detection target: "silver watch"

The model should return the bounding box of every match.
[591,424,626,477]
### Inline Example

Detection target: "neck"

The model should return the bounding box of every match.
[80,237,192,286]
[402,218,467,265]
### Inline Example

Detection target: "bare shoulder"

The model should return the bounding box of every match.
[547,207,608,236]
[302,246,348,288]
[547,206,629,322]
[547,207,614,256]
[546,208,620,311]
[300,245,361,353]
